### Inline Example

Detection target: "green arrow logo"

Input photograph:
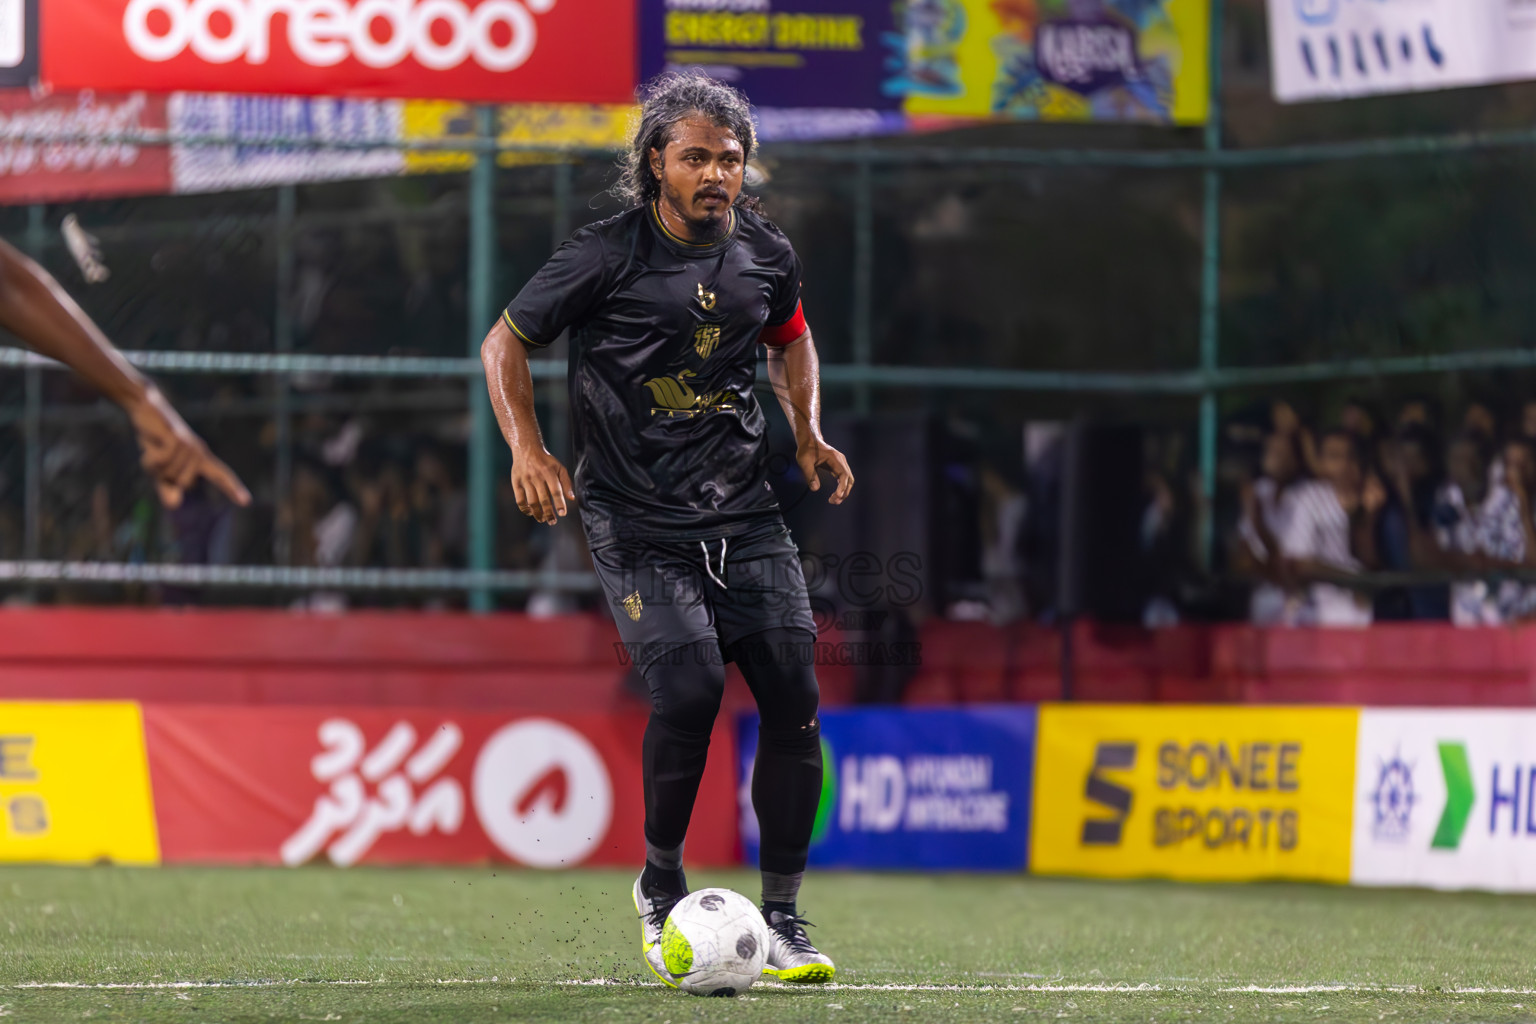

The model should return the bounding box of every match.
[810,737,837,846]
[1431,741,1474,850]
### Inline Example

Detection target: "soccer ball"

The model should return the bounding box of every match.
[659,888,769,997]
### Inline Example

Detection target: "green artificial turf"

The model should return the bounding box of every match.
[2,866,1534,1022]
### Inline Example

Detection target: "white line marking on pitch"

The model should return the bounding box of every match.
[560,981,1536,996]
[17,979,1536,997]
[11,980,501,990]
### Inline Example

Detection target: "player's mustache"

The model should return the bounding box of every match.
[695,188,729,202]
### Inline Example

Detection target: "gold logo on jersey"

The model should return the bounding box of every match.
[622,590,643,621]
[693,324,721,360]
[644,369,698,411]
[643,369,736,418]
[696,282,717,311]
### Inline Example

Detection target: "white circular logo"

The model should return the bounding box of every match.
[472,719,612,868]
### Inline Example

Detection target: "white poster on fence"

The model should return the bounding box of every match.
[169,94,404,195]
[1268,0,1536,103]
[1353,709,1536,892]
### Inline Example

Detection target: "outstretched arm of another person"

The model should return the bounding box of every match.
[764,327,854,505]
[0,238,249,509]
[481,315,574,527]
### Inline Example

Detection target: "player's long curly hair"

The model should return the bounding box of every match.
[614,71,760,211]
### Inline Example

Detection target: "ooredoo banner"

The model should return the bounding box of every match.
[737,706,1036,870]
[0,702,160,864]
[40,0,635,102]
[1031,704,1357,882]
[143,706,738,867]
[1352,709,1536,891]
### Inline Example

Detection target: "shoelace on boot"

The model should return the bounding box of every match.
[769,914,818,954]
[642,890,683,932]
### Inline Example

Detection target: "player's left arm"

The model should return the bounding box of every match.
[765,322,854,505]
[0,238,249,510]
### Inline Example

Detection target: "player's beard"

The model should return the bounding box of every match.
[661,179,731,242]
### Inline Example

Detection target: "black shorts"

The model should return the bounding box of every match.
[591,517,817,670]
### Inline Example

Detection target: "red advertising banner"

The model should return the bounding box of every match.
[40,0,635,103]
[0,90,171,202]
[143,706,739,867]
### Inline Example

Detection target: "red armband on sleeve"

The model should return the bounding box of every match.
[758,302,807,347]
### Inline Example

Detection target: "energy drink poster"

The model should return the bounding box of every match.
[639,0,904,112]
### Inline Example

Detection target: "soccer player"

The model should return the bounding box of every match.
[0,238,249,509]
[481,72,853,986]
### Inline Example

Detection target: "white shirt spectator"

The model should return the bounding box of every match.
[1239,477,1293,626]
[1278,480,1372,627]
[1436,483,1533,625]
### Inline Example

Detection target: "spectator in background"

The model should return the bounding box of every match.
[1340,397,1381,447]
[1271,399,1319,476]
[1465,400,1499,445]
[162,479,237,606]
[349,455,418,570]
[1497,436,1536,620]
[1235,428,1305,625]
[1424,431,1536,626]
[1463,400,1504,490]
[1279,429,1380,627]
[1380,423,1450,620]
[413,442,466,571]
[281,458,355,611]
[1396,395,1441,435]
[1519,399,1536,447]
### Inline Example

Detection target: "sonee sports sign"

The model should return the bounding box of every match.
[40,0,634,101]
[1031,705,1357,883]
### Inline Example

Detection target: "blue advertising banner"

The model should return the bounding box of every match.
[737,706,1036,870]
[639,0,903,112]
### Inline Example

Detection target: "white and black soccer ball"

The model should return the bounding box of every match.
[658,887,769,997]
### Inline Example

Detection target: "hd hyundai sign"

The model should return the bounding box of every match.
[1352,709,1536,892]
[736,707,1037,871]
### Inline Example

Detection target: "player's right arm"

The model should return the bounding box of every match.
[482,229,605,527]
[481,316,574,527]
[0,237,249,510]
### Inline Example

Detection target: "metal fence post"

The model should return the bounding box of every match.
[273,185,296,565]
[851,155,873,416]
[467,105,498,612]
[1197,0,1225,570]
[22,204,44,569]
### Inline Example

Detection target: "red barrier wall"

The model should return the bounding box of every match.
[902,620,1536,706]
[3,608,1536,707]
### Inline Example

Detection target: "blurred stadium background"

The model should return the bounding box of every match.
[10,0,1536,1019]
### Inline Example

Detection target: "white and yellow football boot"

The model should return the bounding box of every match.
[632,873,685,988]
[762,910,836,984]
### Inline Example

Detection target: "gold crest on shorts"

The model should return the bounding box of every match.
[622,590,644,621]
[693,324,721,360]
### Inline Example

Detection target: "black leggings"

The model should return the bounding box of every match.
[640,626,821,876]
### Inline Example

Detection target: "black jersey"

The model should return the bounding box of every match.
[503,201,806,547]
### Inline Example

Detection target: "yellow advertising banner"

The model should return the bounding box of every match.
[902,0,1209,125]
[0,702,159,864]
[1031,705,1357,882]
[404,102,636,175]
